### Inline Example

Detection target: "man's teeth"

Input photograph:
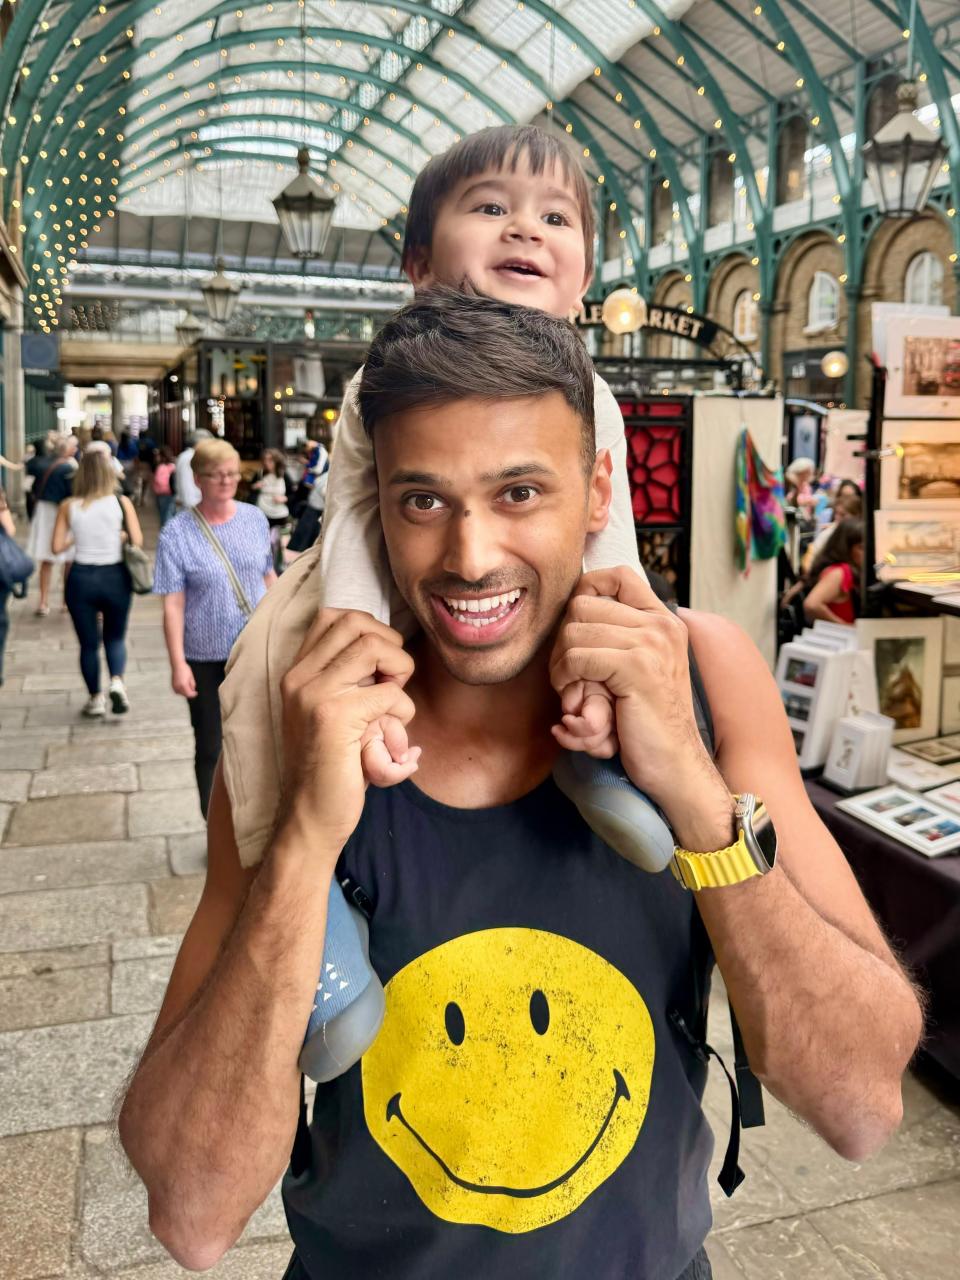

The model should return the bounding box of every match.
[442,589,521,624]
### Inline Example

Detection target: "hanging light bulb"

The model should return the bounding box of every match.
[601,288,647,335]
[820,350,849,379]
[175,310,204,346]
[201,258,240,323]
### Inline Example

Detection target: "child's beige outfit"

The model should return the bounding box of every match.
[219,369,645,868]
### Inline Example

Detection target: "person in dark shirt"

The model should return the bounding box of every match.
[119,293,922,1279]
[25,435,78,615]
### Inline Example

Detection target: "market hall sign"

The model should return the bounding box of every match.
[577,301,718,347]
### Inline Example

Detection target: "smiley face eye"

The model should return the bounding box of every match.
[445,1001,465,1046]
[530,989,550,1036]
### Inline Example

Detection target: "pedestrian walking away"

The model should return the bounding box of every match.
[26,435,78,615]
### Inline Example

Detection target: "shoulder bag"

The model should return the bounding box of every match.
[116,497,153,594]
[190,507,253,619]
[0,525,34,597]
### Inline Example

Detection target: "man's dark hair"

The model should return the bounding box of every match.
[359,288,597,471]
[401,124,596,282]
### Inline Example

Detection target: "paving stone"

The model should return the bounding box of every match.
[139,759,197,792]
[0,963,110,1031]
[720,1216,855,1280]
[0,724,71,743]
[69,719,194,746]
[705,1236,747,1280]
[0,804,10,842]
[0,1127,82,1280]
[112,956,177,1015]
[807,1178,960,1279]
[0,690,68,707]
[79,1125,167,1271]
[169,832,207,877]
[0,942,108,979]
[0,708,27,731]
[23,673,94,691]
[74,1241,295,1280]
[129,788,204,838]
[0,1013,154,1136]
[0,838,168,895]
[5,792,126,846]
[0,772,31,802]
[29,762,139,798]
[148,876,204,935]
[0,882,149,953]
[47,735,195,767]
[113,935,182,962]
[0,744,46,770]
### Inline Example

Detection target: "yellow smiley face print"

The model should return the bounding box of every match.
[361,928,655,1234]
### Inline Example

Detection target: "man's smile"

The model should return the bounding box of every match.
[385,1068,631,1198]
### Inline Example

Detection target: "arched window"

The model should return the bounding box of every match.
[807,271,840,331]
[733,289,758,343]
[904,251,944,306]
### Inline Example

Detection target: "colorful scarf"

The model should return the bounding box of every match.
[735,426,787,574]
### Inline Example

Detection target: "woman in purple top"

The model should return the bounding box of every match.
[153,438,276,817]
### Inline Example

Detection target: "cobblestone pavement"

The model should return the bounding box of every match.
[1,511,958,1279]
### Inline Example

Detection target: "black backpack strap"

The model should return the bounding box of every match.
[731,1006,766,1128]
[669,1009,745,1198]
[289,1071,311,1178]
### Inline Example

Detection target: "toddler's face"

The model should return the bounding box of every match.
[407,155,590,320]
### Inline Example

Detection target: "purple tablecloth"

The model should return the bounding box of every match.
[806,779,960,1081]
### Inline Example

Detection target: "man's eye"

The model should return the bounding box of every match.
[406,493,442,512]
[502,485,537,505]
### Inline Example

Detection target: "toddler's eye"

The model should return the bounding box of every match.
[544,211,569,226]
[476,202,506,216]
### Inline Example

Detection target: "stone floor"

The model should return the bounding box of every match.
[1,512,959,1279]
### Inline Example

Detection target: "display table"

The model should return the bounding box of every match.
[805,779,960,1082]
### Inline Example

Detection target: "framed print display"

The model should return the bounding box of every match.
[945,617,960,666]
[900,734,960,763]
[885,314,960,419]
[821,410,867,486]
[871,302,949,367]
[942,676,960,735]
[873,512,960,581]
[837,785,960,856]
[886,747,959,791]
[775,642,856,769]
[925,781,960,814]
[855,618,943,744]
[880,419,960,510]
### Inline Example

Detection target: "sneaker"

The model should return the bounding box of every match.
[82,692,107,718]
[109,676,130,715]
[34,604,50,617]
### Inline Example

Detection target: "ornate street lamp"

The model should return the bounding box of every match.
[862,81,947,218]
[175,309,204,347]
[201,257,240,324]
[272,147,336,259]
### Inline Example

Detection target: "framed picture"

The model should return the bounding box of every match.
[871,302,949,367]
[886,747,959,791]
[855,618,943,744]
[837,785,960,856]
[942,676,960,735]
[925,781,960,815]
[880,419,960,510]
[900,737,960,763]
[873,512,960,581]
[885,314,960,419]
[946,618,960,667]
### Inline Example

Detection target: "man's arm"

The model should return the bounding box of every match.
[677,608,923,1160]
[117,610,416,1270]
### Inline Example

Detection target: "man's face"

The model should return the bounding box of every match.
[376,392,611,685]
[406,155,591,320]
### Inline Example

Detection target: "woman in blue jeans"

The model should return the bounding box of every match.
[0,487,16,686]
[52,443,143,717]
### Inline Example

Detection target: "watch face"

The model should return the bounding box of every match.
[742,795,778,871]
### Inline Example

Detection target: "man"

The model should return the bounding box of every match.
[174,429,209,510]
[118,292,922,1280]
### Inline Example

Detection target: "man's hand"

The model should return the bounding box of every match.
[279,609,418,854]
[548,567,714,807]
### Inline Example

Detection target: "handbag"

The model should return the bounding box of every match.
[190,507,254,619]
[0,526,34,597]
[116,497,153,594]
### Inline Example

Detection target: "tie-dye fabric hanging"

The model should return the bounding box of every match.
[735,426,786,574]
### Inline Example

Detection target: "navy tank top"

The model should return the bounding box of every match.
[282,763,717,1279]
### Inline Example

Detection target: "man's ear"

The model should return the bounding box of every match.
[405,245,434,289]
[586,447,613,533]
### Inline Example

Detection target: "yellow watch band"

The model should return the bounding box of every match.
[670,830,763,892]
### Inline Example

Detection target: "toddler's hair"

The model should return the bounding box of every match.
[359,286,596,473]
[402,124,596,281]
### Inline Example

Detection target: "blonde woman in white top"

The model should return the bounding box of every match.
[52,443,143,717]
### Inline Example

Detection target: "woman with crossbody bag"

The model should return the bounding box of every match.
[153,438,276,816]
[52,442,143,717]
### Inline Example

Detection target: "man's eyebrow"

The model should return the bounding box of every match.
[387,463,559,487]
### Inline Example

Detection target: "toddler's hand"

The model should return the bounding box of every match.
[552,679,618,757]
[361,711,422,787]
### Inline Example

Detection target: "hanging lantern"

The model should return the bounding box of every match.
[820,350,849,379]
[862,82,946,218]
[175,309,204,347]
[601,288,647,335]
[272,147,337,259]
[201,257,241,324]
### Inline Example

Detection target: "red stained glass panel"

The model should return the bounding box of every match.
[624,422,683,524]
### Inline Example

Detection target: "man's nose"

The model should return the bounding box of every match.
[441,509,502,586]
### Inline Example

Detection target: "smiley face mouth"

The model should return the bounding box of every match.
[385,1068,630,1199]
